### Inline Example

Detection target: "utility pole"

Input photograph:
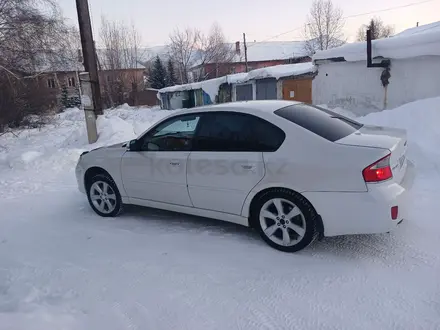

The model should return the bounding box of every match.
[76,0,102,143]
[243,33,248,72]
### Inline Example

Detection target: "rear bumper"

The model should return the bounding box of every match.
[303,160,416,237]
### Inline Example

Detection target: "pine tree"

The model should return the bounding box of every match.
[150,56,167,89]
[357,17,394,41]
[166,59,177,86]
[60,85,69,110]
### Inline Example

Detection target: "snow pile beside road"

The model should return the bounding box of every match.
[359,96,440,170]
[0,105,170,198]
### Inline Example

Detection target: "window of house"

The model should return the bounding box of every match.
[229,67,236,74]
[193,112,285,152]
[47,79,56,88]
[68,77,75,87]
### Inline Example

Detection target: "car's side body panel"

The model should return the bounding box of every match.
[187,151,265,215]
[76,144,128,198]
[129,197,249,227]
[121,151,193,207]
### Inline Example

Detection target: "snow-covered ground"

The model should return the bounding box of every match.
[1,99,440,329]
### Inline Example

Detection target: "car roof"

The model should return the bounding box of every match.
[176,100,302,115]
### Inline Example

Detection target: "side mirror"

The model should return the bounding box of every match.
[128,139,141,151]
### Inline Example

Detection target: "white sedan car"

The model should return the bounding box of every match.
[76,100,414,252]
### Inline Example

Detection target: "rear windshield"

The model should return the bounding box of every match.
[274,104,363,142]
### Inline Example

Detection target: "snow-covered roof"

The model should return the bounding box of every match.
[394,21,440,38]
[158,62,316,100]
[158,77,227,103]
[313,21,440,62]
[35,46,163,73]
[236,41,309,62]
[240,62,316,82]
[190,41,310,67]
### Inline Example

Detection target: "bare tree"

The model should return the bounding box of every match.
[168,24,235,83]
[99,16,145,107]
[0,0,74,129]
[192,23,235,81]
[302,0,346,55]
[168,28,199,84]
[357,17,394,41]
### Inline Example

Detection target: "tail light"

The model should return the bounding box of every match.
[363,153,393,183]
[391,206,398,220]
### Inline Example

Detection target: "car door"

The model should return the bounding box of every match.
[187,111,286,215]
[121,114,201,206]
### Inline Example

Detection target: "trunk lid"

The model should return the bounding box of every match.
[336,125,408,184]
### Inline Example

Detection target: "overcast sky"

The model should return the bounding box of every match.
[58,0,439,47]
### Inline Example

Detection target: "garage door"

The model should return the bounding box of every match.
[282,78,312,103]
[256,79,277,100]
[236,84,253,101]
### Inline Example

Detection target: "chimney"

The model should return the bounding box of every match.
[235,41,240,55]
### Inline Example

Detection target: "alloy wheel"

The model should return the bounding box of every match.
[89,181,117,214]
[259,198,306,247]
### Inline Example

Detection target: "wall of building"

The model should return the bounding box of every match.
[387,56,440,108]
[99,69,145,95]
[313,61,385,116]
[129,89,159,106]
[313,56,440,115]
[169,91,187,109]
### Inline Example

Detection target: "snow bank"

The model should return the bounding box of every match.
[359,96,440,171]
[313,21,440,62]
[0,105,171,197]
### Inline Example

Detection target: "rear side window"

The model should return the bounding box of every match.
[274,104,363,142]
[194,112,285,152]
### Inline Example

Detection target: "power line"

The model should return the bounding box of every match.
[343,0,435,19]
[247,0,437,47]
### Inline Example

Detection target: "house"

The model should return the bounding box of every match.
[158,62,316,110]
[34,50,150,109]
[312,21,440,115]
[189,41,312,81]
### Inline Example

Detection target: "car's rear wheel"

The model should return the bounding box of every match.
[252,189,318,252]
[86,174,122,217]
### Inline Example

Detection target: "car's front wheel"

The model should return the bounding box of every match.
[86,174,122,217]
[253,189,318,252]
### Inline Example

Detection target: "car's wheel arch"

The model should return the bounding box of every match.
[84,166,115,190]
[244,185,324,239]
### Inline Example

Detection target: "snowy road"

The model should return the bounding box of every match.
[1,101,440,329]
[2,175,440,329]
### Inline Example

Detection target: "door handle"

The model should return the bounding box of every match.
[170,161,180,166]
[241,164,256,171]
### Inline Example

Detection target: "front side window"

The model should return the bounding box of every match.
[141,114,200,151]
[193,112,285,152]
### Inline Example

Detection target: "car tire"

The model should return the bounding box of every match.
[86,174,123,217]
[252,189,319,252]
